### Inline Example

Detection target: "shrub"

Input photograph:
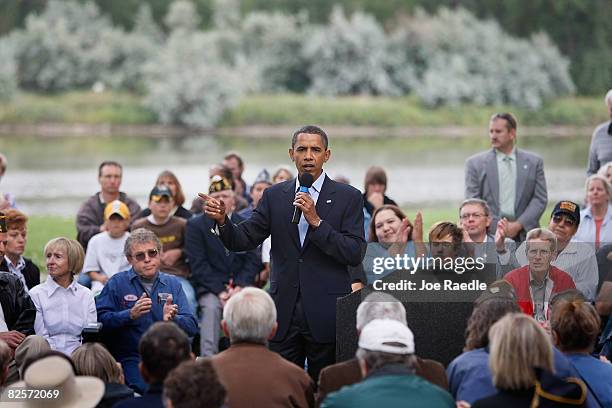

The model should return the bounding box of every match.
[144,1,244,128]
[401,8,574,108]
[100,4,163,93]
[13,1,119,92]
[240,11,310,92]
[303,7,398,96]
[0,36,17,101]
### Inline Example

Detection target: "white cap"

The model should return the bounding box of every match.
[358,319,415,355]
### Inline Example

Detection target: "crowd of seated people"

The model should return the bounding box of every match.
[2,96,612,407]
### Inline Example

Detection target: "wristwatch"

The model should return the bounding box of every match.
[314,219,323,229]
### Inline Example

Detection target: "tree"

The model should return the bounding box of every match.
[0,35,17,101]
[400,8,574,108]
[303,7,398,96]
[144,1,244,127]
[240,11,310,92]
[13,0,120,92]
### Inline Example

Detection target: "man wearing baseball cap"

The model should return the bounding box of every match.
[82,200,131,294]
[321,319,454,408]
[185,175,260,357]
[498,200,598,300]
[133,185,195,314]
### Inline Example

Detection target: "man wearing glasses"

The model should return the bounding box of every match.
[503,227,576,321]
[498,201,598,300]
[459,198,514,278]
[76,161,141,251]
[96,228,198,394]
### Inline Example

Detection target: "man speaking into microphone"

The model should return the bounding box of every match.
[200,125,366,381]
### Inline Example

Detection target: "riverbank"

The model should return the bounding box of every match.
[0,92,606,137]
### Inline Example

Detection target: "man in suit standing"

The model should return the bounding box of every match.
[465,113,547,241]
[200,125,366,381]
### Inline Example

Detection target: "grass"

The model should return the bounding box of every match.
[0,91,606,127]
[221,94,605,127]
[25,216,75,272]
[0,91,156,125]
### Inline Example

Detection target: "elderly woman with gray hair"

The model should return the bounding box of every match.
[472,313,587,407]
[574,174,612,249]
[210,287,314,408]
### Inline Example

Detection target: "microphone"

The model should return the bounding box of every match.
[292,172,314,224]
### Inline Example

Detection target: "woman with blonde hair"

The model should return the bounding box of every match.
[72,343,134,407]
[272,166,293,184]
[574,174,612,248]
[597,161,612,185]
[473,313,586,407]
[29,238,97,355]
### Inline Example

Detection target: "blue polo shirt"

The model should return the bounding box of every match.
[95,268,198,361]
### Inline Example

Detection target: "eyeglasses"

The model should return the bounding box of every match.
[527,248,552,257]
[551,215,576,227]
[459,213,485,220]
[131,248,159,262]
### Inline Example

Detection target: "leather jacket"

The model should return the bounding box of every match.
[0,271,35,334]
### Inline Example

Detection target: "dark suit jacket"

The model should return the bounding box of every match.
[316,356,448,407]
[218,176,366,343]
[185,212,260,297]
[0,257,40,290]
[0,271,35,334]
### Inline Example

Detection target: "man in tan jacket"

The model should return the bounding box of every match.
[212,287,314,408]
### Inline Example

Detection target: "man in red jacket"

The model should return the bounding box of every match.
[504,228,576,321]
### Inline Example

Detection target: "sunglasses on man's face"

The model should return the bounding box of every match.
[552,215,576,227]
[131,248,159,262]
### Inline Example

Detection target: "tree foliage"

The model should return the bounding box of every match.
[402,8,575,108]
[240,11,310,92]
[0,36,17,101]
[144,1,244,127]
[7,1,161,93]
[303,7,397,96]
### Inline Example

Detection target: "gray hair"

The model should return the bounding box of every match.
[605,89,612,105]
[124,228,162,257]
[459,198,491,216]
[597,162,612,179]
[585,174,612,200]
[525,228,557,254]
[223,287,276,344]
[356,349,416,372]
[356,292,407,331]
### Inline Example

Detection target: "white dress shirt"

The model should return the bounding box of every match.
[295,171,325,246]
[4,255,28,291]
[29,276,97,355]
[574,204,612,246]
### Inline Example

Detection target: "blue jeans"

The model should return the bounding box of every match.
[121,356,147,395]
[174,276,198,317]
[77,272,92,288]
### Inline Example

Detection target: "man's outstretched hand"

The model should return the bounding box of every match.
[199,193,227,225]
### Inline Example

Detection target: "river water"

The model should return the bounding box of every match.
[0,133,592,216]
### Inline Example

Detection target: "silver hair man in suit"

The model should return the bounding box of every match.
[465,113,548,241]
